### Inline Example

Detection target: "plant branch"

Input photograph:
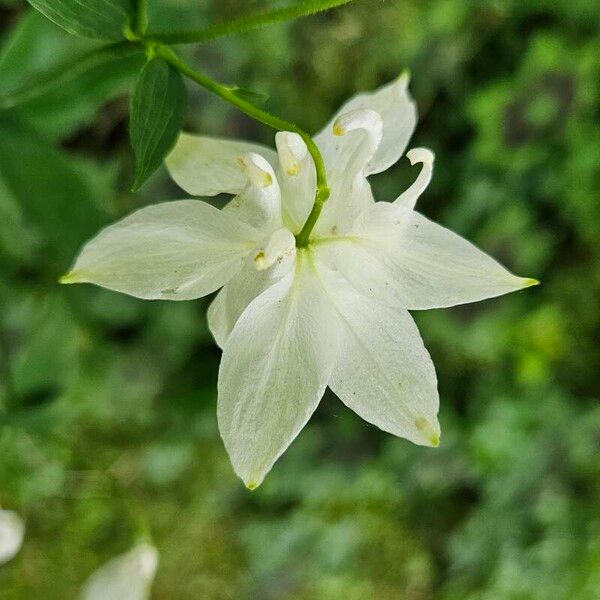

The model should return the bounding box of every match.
[148,0,353,45]
[154,44,329,244]
[134,0,148,36]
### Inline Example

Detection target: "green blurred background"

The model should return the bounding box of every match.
[1,0,599,597]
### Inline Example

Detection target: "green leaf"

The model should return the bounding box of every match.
[26,0,134,40]
[0,12,94,93]
[0,115,111,267]
[9,49,143,139]
[130,58,187,190]
[0,41,141,110]
[11,292,79,400]
[148,0,354,44]
[0,174,39,264]
[0,23,144,138]
[0,14,141,138]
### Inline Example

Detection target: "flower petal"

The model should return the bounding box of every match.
[315,261,440,446]
[317,72,417,175]
[81,544,159,600]
[217,250,339,488]
[166,132,277,196]
[208,234,296,348]
[314,109,382,236]
[275,132,315,233]
[61,200,261,300]
[252,227,295,271]
[223,153,282,231]
[322,205,536,310]
[0,510,25,565]
[394,148,435,211]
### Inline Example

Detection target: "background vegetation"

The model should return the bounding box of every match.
[1,0,599,597]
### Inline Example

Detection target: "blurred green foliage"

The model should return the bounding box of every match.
[0,0,599,597]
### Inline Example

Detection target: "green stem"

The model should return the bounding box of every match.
[153,44,329,244]
[295,193,329,246]
[134,0,148,36]
[148,0,353,45]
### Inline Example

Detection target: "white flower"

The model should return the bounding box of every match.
[0,509,25,565]
[80,544,159,600]
[62,74,537,489]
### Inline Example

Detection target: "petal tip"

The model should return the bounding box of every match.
[237,154,273,188]
[406,147,435,166]
[398,68,411,85]
[275,132,307,174]
[523,278,540,288]
[332,121,346,137]
[415,417,441,447]
[245,481,260,491]
[252,228,295,272]
[253,251,268,271]
[59,271,80,285]
[332,109,382,139]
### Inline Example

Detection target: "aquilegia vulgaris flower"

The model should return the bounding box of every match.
[62,75,537,488]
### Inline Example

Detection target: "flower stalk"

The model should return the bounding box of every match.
[152,43,330,245]
[133,0,148,37]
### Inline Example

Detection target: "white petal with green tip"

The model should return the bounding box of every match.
[332,206,537,310]
[62,200,261,301]
[315,260,440,446]
[217,251,339,489]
